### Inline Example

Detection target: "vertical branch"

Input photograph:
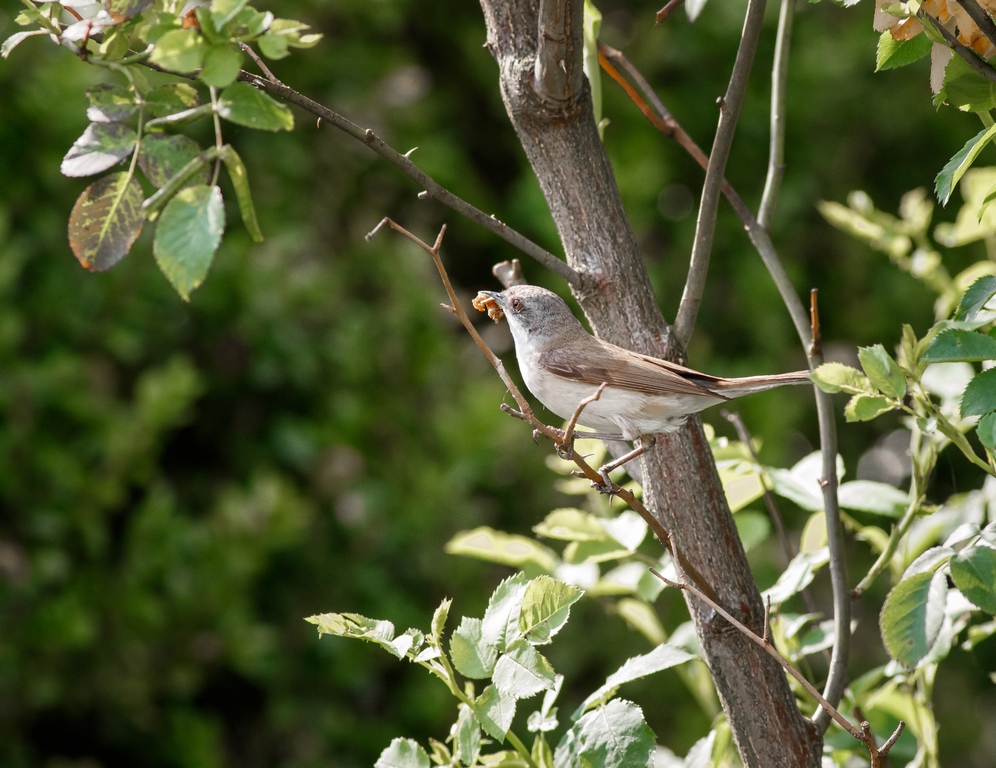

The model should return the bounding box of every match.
[535,0,585,105]
[758,0,795,230]
[673,0,768,348]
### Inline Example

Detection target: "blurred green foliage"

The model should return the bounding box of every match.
[3,0,996,766]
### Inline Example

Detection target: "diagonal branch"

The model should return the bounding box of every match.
[672,0,768,348]
[758,0,796,229]
[920,10,996,84]
[955,0,996,52]
[233,71,584,288]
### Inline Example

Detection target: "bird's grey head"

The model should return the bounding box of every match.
[484,285,586,350]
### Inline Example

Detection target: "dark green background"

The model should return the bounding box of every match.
[1,0,994,766]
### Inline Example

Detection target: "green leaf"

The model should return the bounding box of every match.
[85,83,138,122]
[199,43,243,87]
[493,640,557,700]
[978,412,996,450]
[844,394,896,421]
[138,133,207,188]
[450,617,498,679]
[858,344,906,398]
[575,643,695,715]
[374,737,431,768]
[454,705,482,766]
[950,545,996,613]
[61,122,138,177]
[1,29,48,59]
[563,538,630,565]
[956,275,996,321]
[306,612,400,654]
[938,54,996,113]
[142,147,219,218]
[68,172,144,271]
[258,31,289,60]
[734,510,770,552]
[876,30,931,72]
[533,508,609,541]
[217,82,294,131]
[473,685,517,743]
[146,83,201,118]
[554,699,655,768]
[149,28,208,73]
[518,576,583,645]
[837,480,908,518]
[762,547,830,605]
[935,125,996,206]
[430,598,451,643]
[960,367,996,417]
[880,569,949,667]
[810,362,874,395]
[446,527,558,573]
[153,185,225,301]
[217,144,264,242]
[923,328,996,362]
[481,573,530,651]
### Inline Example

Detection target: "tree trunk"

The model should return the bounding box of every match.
[478,1,822,765]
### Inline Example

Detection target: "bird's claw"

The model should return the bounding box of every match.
[556,442,575,461]
[531,429,542,445]
[592,466,615,495]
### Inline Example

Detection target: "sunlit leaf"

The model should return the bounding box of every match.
[950,545,996,613]
[374,738,430,768]
[446,527,558,573]
[876,30,931,72]
[960,367,996,417]
[450,617,498,679]
[880,569,948,667]
[554,699,654,768]
[217,81,293,131]
[217,144,263,242]
[923,328,996,362]
[858,344,906,398]
[844,394,895,421]
[575,643,695,715]
[493,640,557,700]
[518,575,583,645]
[935,124,996,206]
[61,122,137,177]
[85,83,137,122]
[68,172,144,271]
[473,684,516,742]
[956,275,996,321]
[138,133,207,188]
[811,362,874,395]
[153,184,225,301]
[199,43,243,87]
[763,547,830,605]
[149,28,208,73]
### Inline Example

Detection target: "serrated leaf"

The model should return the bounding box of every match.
[452,705,482,766]
[811,362,873,395]
[138,133,207,188]
[153,184,225,300]
[85,83,137,122]
[858,344,906,398]
[446,527,558,572]
[430,597,451,643]
[762,547,830,605]
[575,643,695,715]
[950,545,996,613]
[149,28,208,73]
[450,617,498,679]
[146,83,201,118]
[844,393,896,421]
[68,172,144,271]
[306,611,397,647]
[61,122,137,177]
[956,275,996,321]
[978,412,996,450]
[216,144,263,242]
[217,81,293,131]
[837,480,908,518]
[880,569,948,667]
[374,737,431,768]
[960,367,996,417]
[493,641,557,700]
[936,125,996,206]
[473,685,517,742]
[554,699,655,768]
[200,43,243,87]
[923,328,996,362]
[939,55,996,113]
[481,573,529,651]
[518,576,583,645]
[876,30,931,72]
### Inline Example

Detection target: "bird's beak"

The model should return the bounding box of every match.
[482,290,503,305]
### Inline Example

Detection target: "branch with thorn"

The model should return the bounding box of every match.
[651,541,904,768]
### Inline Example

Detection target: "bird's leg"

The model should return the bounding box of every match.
[595,434,656,492]
[552,428,628,460]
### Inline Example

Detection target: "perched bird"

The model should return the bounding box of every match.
[475,285,811,483]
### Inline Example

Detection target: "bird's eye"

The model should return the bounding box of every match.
[511,298,523,311]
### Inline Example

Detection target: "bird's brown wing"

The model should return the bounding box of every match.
[538,341,730,400]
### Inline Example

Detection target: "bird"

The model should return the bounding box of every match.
[475,285,811,485]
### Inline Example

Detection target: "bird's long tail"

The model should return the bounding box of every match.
[711,370,812,399]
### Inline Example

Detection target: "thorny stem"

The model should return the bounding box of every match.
[673,0,767,348]
[650,557,904,765]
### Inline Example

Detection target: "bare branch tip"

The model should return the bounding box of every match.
[365,217,390,241]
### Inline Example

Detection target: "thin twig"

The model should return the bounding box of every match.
[655,0,685,24]
[673,0,768,348]
[240,42,282,85]
[758,0,795,230]
[561,382,607,453]
[493,259,526,288]
[231,71,583,287]
[650,557,904,765]
[920,10,996,84]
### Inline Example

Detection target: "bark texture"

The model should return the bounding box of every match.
[478,1,822,765]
